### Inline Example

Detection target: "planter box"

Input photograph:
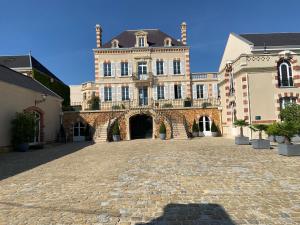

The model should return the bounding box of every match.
[252,139,270,149]
[211,132,219,137]
[16,143,29,152]
[235,136,249,145]
[192,132,199,137]
[292,135,300,143]
[268,135,276,142]
[160,133,166,140]
[278,144,300,156]
[199,132,204,137]
[275,136,285,144]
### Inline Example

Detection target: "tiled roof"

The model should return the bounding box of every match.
[240,33,300,47]
[102,29,184,48]
[0,65,61,98]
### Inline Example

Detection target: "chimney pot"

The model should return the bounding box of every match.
[181,22,187,45]
[96,24,102,48]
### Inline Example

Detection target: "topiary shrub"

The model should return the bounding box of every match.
[211,121,219,133]
[162,103,173,108]
[192,119,199,133]
[233,119,249,137]
[250,124,269,140]
[88,96,100,110]
[112,120,120,136]
[159,123,166,134]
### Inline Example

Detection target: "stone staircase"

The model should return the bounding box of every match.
[93,121,109,142]
[172,120,188,140]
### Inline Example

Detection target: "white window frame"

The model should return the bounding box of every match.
[173,60,181,75]
[156,60,164,75]
[279,62,293,87]
[196,84,204,99]
[280,97,296,109]
[121,86,130,101]
[121,62,129,76]
[157,85,165,100]
[104,87,112,101]
[174,84,182,99]
[138,37,145,47]
[103,62,112,77]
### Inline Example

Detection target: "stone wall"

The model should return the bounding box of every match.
[63,107,221,141]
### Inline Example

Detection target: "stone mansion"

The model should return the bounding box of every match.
[67,23,300,141]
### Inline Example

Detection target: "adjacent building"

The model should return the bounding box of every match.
[0,55,70,106]
[0,65,62,148]
[219,33,300,138]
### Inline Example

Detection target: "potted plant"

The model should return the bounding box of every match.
[192,119,199,137]
[280,103,300,144]
[249,124,270,149]
[210,121,219,137]
[265,122,278,142]
[233,119,249,145]
[11,112,35,152]
[184,97,192,107]
[159,123,166,140]
[276,122,300,156]
[112,120,120,142]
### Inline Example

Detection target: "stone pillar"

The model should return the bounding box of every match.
[96,24,102,48]
[181,22,187,45]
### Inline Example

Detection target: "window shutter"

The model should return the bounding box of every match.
[116,62,121,77]
[169,60,174,75]
[164,84,169,99]
[99,62,104,77]
[128,61,133,76]
[203,84,208,99]
[129,85,133,100]
[111,86,116,101]
[169,83,174,99]
[181,84,186,99]
[117,85,121,101]
[100,85,104,102]
[110,62,115,77]
[153,85,157,100]
[180,60,185,75]
[192,84,197,99]
[213,83,218,98]
[152,59,157,76]
[163,60,167,75]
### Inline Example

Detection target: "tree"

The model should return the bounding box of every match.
[112,120,120,136]
[233,119,249,137]
[159,123,166,134]
[277,122,300,144]
[88,96,100,110]
[280,103,300,124]
[250,124,268,140]
[192,119,199,133]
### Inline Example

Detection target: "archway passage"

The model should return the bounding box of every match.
[130,114,153,139]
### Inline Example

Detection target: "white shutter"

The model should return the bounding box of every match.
[111,86,116,101]
[169,60,173,75]
[116,62,121,77]
[164,84,169,99]
[117,85,121,101]
[213,83,218,98]
[129,85,133,100]
[100,85,105,102]
[192,84,197,99]
[153,85,157,100]
[204,84,208,99]
[180,60,185,75]
[99,62,104,77]
[163,60,167,75]
[152,59,157,76]
[110,62,115,77]
[128,61,133,76]
[169,83,174,99]
[181,84,186,99]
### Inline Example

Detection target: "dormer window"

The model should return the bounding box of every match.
[111,39,119,48]
[135,31,148,47]
[164,38,172,47]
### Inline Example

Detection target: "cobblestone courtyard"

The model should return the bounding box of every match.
[0,138,300,225]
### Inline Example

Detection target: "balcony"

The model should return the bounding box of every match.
[191,73,218,80]
[131,72,154,86]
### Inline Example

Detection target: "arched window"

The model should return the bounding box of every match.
[278,60,293,87]
[111,39,119,48]
[164,38,172,47]
[199,116,212,136]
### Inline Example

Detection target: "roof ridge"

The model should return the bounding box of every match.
[240,32,300,35]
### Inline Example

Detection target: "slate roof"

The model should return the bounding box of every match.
[102,29,184,48]
[0,65,61,98]
[240,33,300,47]
[0,55,65,84]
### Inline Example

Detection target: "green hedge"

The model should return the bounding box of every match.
[33,69,70,106]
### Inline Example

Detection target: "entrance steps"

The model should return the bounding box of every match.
[93,121,109,142]
[172,121,188,140]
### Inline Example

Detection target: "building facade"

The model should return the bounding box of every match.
[219,33,300,138]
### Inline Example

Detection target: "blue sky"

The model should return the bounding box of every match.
[1,0,300,85]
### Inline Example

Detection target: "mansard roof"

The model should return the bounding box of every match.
[0,55,65,84]
[0,65,61,98]
[239,33,300,47]
[102,29,184,48]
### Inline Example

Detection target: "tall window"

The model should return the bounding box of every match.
[104,87,112,101]
[196,84,204,99]
[122,86,129,101]
[280,97,297,109]
[156,60,164,75]
[229,71,235,95]
[173,60,181,74]
[138,62,147,80]
[157,85,165,100]
[138,37,145,47]
[278,60,293,87]
[174,84,182,99]
[121,62,128,76]
[103,62,111,77]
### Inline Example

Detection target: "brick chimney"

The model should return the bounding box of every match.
[95,24,102,48]
[181,22,187,45]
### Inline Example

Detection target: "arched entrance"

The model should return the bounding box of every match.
[199,116,212,136]
[130,114,153,139]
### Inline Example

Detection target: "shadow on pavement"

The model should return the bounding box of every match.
[136,203,236,225]
[0,142,93,181]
